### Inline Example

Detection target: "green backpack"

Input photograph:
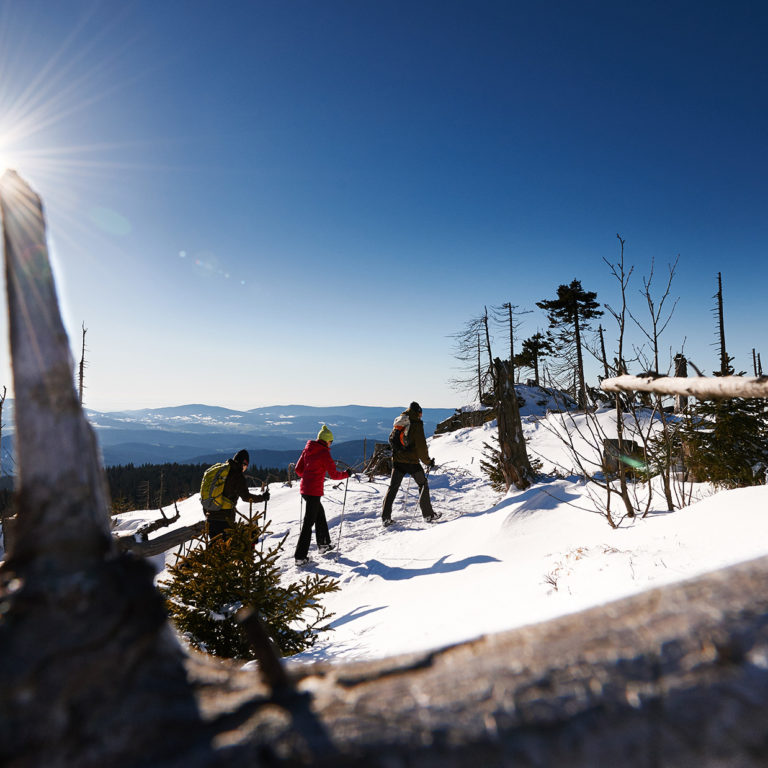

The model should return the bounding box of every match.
[200,462,232,512]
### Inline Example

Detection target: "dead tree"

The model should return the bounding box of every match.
[78,322,87,405]
[112,502,208,558]
[450,310,494,403]
[0,384,5,478]
[492,357,533,491]
[3,170,768,768]
[0,170,203,767]
[715,271,729,375]
[602,373,768,400]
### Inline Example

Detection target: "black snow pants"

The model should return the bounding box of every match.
[295,494,332,559]
[381,462,434,522]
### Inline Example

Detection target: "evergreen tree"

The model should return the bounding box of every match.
[480,436,506,492]
[481,433,541,491]
[514,332,554,386]
[537,280,603,409]
[160,518,339,658]
[682,374,768,489]
[681,275,768,489]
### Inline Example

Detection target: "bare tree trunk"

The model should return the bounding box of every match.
[716,272,728,375]
[78,322,87,406]
[493,358,532,491]
[673,354,688,413]
[603,374,768,400]
[598,324,609,379]
[116,520,206,557]
[0,384,5,478]
[0,170,202,768]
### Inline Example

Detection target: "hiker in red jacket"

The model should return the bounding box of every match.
[294,424,350,565]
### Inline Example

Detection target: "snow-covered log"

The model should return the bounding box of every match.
[602,373,768,399]
[114,520,206,557]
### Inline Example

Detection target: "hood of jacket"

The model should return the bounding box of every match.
[302,439,330,458]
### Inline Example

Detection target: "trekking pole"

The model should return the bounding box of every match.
[335,474,350,552]
[260,478,269,553]
[416,464,433,516]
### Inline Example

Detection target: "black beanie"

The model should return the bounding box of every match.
[233,449,250,465]
[409,401,422,414]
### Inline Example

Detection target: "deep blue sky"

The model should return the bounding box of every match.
[1,1,766,410]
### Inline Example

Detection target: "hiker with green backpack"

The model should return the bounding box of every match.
[381,401,441,527]
[200,449,270,540]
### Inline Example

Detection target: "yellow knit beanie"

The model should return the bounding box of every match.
[317,424,334,443]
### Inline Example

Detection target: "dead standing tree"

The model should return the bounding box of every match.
[78,321,87,405]
[0,384,5,477]
[492,357,533,491]
[0,170,204,767]
[2,170,768,767]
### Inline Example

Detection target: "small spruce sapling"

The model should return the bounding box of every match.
[160,518,339,658]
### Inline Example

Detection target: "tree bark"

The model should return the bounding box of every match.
[602,373,768,400]
[0,170,202,768]
[493,357,532,491]
[115,520,206,557]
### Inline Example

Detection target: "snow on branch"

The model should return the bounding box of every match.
[601,374,768,400]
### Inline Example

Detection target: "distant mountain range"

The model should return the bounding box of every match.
[1,403,455,470]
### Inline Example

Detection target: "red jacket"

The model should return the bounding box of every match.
[295,440,349,496]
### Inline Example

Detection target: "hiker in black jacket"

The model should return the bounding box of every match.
[381,402,441,526]
[206,449,270,540]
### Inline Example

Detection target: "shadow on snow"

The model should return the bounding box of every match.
[351,554,500,581]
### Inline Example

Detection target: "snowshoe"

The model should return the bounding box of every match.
[319,543,335,554]
[295,557,312,567]
[382,518,395,528]
[423,512,442,524]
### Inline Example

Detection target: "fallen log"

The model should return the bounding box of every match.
[114,520,206,557]
[602,373,768,400]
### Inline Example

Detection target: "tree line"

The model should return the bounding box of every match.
[107,462,289,514]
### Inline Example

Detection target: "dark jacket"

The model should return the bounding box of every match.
[394,406,432,466]
[221,459,265,508]
[295,440,349,496]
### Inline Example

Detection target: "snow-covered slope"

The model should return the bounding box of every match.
[113,413,768,664]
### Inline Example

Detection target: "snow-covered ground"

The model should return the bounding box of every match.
[112,405,768,665]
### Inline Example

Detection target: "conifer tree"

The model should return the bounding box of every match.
[514,332,554,386]
[160,519,339,658]
[537,280,603,409]
[681,274,768,489]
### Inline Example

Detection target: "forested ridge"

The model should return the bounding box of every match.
[106,462,289,513]
[0,462,289,516]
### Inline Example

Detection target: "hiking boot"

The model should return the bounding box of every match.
[319,543,335,554]
[382,518,395,528]
[295,557,311,567]
[423,512,442,523]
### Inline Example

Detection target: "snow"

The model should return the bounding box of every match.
[109,406,768,665]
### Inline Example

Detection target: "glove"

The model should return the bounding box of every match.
[429,458,436,468]
[261,489,270,502]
